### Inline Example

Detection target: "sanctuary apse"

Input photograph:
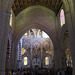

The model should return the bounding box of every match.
[17,29,54,69]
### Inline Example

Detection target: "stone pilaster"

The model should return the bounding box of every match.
[30,44,32,68]
[54,47,63,69]
[54,14,64,69]
[0,11,10,75]
[11,41,18,69]
[65,12,75,75]
[41,46,43,68]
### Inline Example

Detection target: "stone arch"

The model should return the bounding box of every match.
[13,5,57,49]
[14,5,55,38]
[3,0,74,46]
[12,23,58,68]
[14,23,57,50]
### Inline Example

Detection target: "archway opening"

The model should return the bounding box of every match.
[17,28,54,69]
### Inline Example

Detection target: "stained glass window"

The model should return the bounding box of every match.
[60,9,65,26]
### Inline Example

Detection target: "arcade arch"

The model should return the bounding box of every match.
[17,28,54,69]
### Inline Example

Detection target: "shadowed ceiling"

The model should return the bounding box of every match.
[12,0,63,16]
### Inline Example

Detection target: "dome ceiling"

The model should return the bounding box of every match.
[12,0,62,16]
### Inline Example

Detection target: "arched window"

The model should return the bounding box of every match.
[60,9,65,26]
[24,57,28,65]
[10,10,13,27]
[45,57,49,65]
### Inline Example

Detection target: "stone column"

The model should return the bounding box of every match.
[9,41,15,69]
[54,15,64,69]
[8,38,12,69]
[11,41,18,69]
[41,46,43,68]
[31,44,32,68]
[62,1,75,74]
[53,38,65,69]
[56,41,67,69]
[6,39,11,70]
[54,47,63,69]
[65,12,75,75]
[9,54,13,69]
[15,45,18,69]
[59,34,67,68]
[0,11,10,75]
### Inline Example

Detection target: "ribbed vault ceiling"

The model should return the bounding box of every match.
[12,0,62,16]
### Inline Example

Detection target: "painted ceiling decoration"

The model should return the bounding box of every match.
[12,0,62,16]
